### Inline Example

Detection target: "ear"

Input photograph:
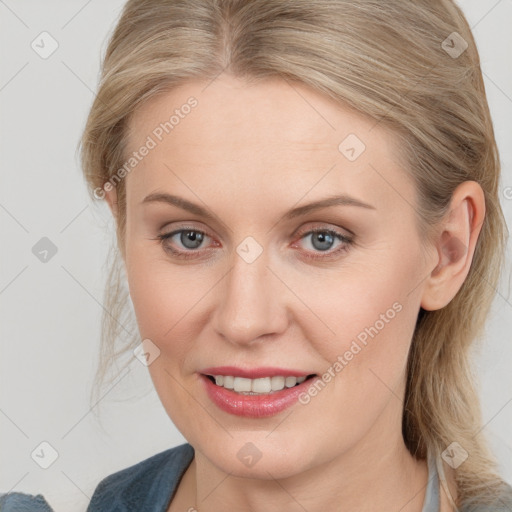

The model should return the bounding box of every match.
[104,187,119,221]
[420,181,485,311]
[103,187,128,262]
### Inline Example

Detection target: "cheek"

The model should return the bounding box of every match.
[125,261,175,341]
[125,246,216,433]
[125,240,208,339]
[124,252,204,385]
[294,237,422,411]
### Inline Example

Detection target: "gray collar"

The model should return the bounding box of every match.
[421,451,440,512]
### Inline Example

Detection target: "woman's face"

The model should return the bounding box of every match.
[121,74,435,478]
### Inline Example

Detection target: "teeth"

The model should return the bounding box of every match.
[285,376,297,388]
[233,377,252,392]
[252,377,272,393]
[223,375,234,389]
[210,374,309,394]
[271,376,285,391]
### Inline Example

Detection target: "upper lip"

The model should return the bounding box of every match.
[200,366,314,379]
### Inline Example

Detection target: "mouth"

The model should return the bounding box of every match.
[199,367,318,418]
[203,374,317,395]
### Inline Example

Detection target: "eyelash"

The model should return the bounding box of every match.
[155,225,354,261]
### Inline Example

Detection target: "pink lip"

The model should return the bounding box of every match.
[199,370,317,418]
[200,366,311,379]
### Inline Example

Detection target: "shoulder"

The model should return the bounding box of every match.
[460,482,512,512]
[0,492,53,511]
[87,442,194,512]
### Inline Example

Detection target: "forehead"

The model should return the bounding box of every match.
[124,74,413,213]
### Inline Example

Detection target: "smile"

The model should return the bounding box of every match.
[199,367,318,418]
[207,374,309,394]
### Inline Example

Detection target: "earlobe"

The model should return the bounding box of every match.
[420,181,485,311]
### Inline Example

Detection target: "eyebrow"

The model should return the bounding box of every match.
[141,192,375,220]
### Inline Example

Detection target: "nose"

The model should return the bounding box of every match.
[212,249,289,346]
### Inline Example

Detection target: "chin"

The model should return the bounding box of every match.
[194,429,323,480]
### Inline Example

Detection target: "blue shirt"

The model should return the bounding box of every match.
[2,443,512,511]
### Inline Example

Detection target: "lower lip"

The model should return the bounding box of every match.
[200,374,316,418]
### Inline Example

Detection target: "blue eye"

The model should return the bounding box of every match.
[296,229,352,259]
[308,231,336,251]
[176,230,205,249]
[157,228,212,259]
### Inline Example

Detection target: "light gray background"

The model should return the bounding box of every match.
[1,1,511,511]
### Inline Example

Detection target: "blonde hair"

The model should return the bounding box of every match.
[81,0,509,507]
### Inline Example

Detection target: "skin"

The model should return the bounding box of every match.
[105,74,484,512]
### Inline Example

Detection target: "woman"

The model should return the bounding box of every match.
[80,1,512,510]
[3,0,511,510]
[83,0,512,510]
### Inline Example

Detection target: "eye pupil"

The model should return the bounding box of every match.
[311,232,334,251]
[180,230,204,249]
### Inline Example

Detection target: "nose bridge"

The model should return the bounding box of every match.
[213,244,286,344]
